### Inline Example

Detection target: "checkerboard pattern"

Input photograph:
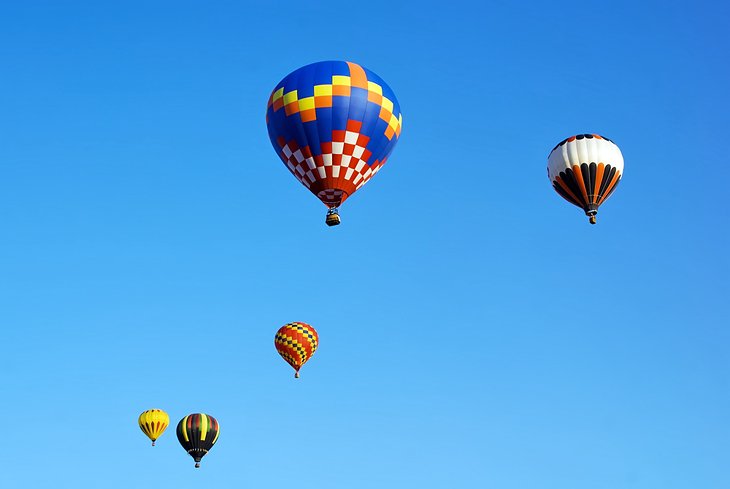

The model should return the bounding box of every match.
[274,322,319,378]
[266,61,401,209]
[267,62,402,140]
[276,119,385,207]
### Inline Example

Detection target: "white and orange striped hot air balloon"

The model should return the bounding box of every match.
[548,134,624,224]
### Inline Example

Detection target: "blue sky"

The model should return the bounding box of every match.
[1,1,728,487]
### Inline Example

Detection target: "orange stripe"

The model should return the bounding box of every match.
[300,109,316,122]
[554,176,583,206]
[314,95,332,108]
[573,164,589,206]
[598,171,621,205]
[346,62,368,89]
[593,163,605,204]
[332,85,350,96]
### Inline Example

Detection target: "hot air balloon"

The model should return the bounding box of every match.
[275,322,319,378]
[548,134,624,224]
[138,409,169,446]
[266,61,403,226]
[176,413,219,468]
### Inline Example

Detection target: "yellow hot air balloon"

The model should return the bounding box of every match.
[138,409,170,446]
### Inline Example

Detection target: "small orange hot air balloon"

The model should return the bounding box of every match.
[274,322,319,378]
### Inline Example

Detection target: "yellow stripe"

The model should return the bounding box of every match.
[367,81,382,94]
[332,75,350,86]
[297,328,318,350]
[283,90,298,105]
[314,84,332,96]
[181,415,190,442]
[280,334,308,356]
[388,113,399,129]
[298,96,315,111]
[269,77,401,140]
[200,414,209,441]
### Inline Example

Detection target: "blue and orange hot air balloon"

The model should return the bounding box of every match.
[266,61,403,226]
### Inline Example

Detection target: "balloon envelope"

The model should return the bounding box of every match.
[176,413,219,468]
[275,322,319,378]
[138,409,169,446]
[266,61,402,223]
[547,134,624,224]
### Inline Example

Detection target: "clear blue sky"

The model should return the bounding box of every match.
[1,1,728,487]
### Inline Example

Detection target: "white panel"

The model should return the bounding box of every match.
[547,136,624,182]
[344,131,358,144]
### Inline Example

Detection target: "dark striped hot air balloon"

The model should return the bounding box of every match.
[138,409,169,446]
[275,322,319,378]
[266,61,403,226]
[548,134,624,224]
[176,413,219,468]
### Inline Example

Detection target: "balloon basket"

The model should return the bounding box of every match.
[325,208,341,227]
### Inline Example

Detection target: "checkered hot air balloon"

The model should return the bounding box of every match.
[548,134,624,224]
[274,322,319,378]
[138,409,169,446]
[266,61,403,226]
[176,413,219,468]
